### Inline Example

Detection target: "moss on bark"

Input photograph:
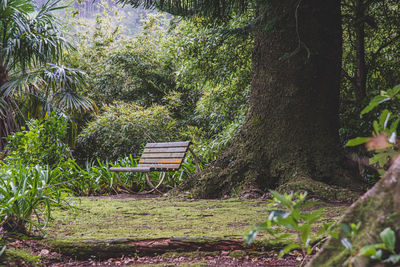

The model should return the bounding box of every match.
[307,157,400,266]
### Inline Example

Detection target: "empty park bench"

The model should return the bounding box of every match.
[110,141,199,193]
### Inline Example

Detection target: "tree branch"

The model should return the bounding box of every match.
[370,34,400,64]
[342,67,358,89]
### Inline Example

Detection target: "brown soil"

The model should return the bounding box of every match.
[3,237,302,266]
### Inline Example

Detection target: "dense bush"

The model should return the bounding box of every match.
[76,103,179,161]
[6,113,71,166]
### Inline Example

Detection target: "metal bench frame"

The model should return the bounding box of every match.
[110,141,199,193]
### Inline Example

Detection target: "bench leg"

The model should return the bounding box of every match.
[145,172,166,194]
[115,172,134,193]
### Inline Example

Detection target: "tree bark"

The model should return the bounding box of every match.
[354,0,367,107]
[307,156,400,266]
[182,0,363,200]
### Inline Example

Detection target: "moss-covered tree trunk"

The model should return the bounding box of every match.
[184,0,363,199]
[307,156,400,266]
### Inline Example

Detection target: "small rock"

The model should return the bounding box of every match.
[40,249,50,256]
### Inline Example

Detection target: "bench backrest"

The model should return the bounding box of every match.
[137,141,191,171]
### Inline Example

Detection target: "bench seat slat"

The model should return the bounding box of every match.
[138,163,181,170]
[145,142,190,148]
[141,152,186,158]
[139,158,183,164]
[143,147,188,153]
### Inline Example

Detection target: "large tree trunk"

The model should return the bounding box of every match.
[307,156,400,266]
[182,0,363,200]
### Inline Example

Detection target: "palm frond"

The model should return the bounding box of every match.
[2,0,70,71]
[2,69,43,97]
[54,91,97,113]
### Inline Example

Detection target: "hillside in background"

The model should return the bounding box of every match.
[34,0,155,35]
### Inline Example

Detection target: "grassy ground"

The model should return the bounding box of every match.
[47,195,270,241]
[2,195,350,265]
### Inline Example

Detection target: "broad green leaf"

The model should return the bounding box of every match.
[390,118,400,135]
[276,216,297,229]
[300,224,311,245]
[372,249,383,260]
[304,208,324,224]
[278,243,301,258]
[270,190,292,208]
[361,95,391,115]
[341,238,353,251]
[359,243,385,257]
[379,110,390,129]
[291,209,300,221]
[384,254,400,264]
[273,233,292,241]
[245,229,258,244]
[370,153,389,167]
[0,245,5,257]
[380,227,396,252]
[267,209,288,220]
[346,137,370,147]
[373,120,380,134]
[387,85,400,97]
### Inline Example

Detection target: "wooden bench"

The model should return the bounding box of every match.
[110,141,198,193]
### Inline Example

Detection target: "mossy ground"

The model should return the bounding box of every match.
[1,247,41,266]
[46,196,347,241]
[47,196,270,241]
[2,195,349,265]
[44,196,347,251]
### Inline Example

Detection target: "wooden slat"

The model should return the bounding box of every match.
[110,167,153,172]
[139,158,183,164]
[138,163,181,170]
[143,147,188,153]
[141,152,186,159]
[145,141,190,148]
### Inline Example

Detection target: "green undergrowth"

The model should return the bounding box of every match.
[44,196,348,247]
[1,248,41,266]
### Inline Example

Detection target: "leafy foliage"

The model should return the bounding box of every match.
[0,0,96,150]
[346,85,400,176]
[340,0,400,144]
[0,163,68,233]
[76,103,178,161]
[340,225,400,265]
[6,112,71,166]
[246,191,335,259]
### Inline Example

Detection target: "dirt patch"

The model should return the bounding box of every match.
[3,238,302,266]
[88,193,163,200]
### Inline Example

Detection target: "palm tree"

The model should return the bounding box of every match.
[0,0,96,150]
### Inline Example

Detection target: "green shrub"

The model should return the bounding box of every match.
[6,112,71,166]
[76,103,179,161]
[246,191,336,260]
[0,163,68,233]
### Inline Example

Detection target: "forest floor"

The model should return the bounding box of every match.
[1,194,350,266]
